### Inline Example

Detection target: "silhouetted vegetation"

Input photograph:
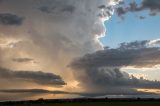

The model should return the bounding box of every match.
[1,98,160,106]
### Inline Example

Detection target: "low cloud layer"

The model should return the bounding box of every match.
[116,0,160,18]
[70,40,160,92]
[0,13,24,25]
[0,67,66,86]
[0,88,158,99]
[12,57,34,63]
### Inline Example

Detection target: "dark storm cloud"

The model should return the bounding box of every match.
[70,66,160,92]
[0,13,24,26]
[69,40,160,92]
[0,67,66,86]
[116,0,160,17]
[12,58,34,63]
[70,40,160,68]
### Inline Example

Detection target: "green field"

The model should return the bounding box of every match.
[4,101,160,106]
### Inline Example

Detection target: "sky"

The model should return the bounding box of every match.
[0,0,160,101]
[100,0,160,48]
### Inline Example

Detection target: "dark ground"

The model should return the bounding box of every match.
[1,98,160,106]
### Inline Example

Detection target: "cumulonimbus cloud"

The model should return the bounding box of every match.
[0,0,141,101]
[0,0,121,89]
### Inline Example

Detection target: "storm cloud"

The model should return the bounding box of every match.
[70,40,160,92]
[0,13,24,25]
[0,0,121,90]
[71,40,160,68]
[0,0,142,101]
[0,67,66,86]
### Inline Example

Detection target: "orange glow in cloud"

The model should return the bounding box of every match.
[136,88,160,94]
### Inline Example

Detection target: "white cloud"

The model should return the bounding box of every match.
[147,39,160,47]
